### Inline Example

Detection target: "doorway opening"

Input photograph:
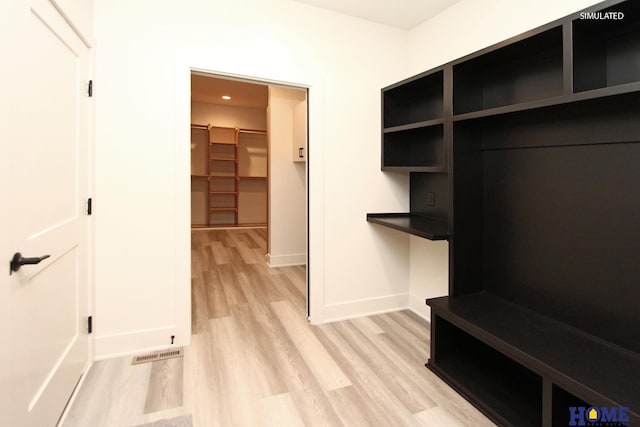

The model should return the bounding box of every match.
[189,71,309,322]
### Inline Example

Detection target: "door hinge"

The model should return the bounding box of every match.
[88,80,93,97]
[87,198,92,215]
[87,316,93,334]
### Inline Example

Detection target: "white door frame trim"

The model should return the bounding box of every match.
[174,59,326,332]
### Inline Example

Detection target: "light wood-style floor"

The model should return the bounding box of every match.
[63,228,494,427]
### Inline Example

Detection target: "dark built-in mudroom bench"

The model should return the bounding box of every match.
[369,0,640,425]
[428,293,640,427]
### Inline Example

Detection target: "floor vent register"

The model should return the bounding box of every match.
[131,348,184,365]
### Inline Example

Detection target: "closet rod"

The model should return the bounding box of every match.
[239,128,267,135]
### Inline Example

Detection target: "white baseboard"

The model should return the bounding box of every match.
[94,326,187,360]
[323,293,409,323]
[266,252,306,267]
[409,293,430,321]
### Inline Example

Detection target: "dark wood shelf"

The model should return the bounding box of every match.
[453,80,640,122]
[383,119,444,133]
[366,213,449,240]
[453,95,568,122]
[191,174,209,179]
[428,293,640,424]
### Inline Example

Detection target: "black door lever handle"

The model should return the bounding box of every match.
[10,253,51,274]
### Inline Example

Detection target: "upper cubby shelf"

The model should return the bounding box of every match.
[383,70,443,128]
[453,26,564,115]
[453,79,640,122]
[382,124,445,171]
[573,0,640,93]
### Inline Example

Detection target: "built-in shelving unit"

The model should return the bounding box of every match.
[369,0,640,425]
[381,70,446,172]
[369,69,450,239]
[208,126,238,226]
[190,125,268,227]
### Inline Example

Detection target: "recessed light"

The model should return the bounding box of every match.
[221,95,231,100]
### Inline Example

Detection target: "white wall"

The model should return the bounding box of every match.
[191,101,266,130]
[406,0,604,319]
[93,0,410,357]
[267,86,307,267]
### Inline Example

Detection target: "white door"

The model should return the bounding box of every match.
[0,0,91,425]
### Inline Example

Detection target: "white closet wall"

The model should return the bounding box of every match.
[267,86,307,267]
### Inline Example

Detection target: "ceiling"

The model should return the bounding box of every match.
[292,0,462,30]
[191,74,268,109]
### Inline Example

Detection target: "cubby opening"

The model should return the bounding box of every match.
[210,143,235,161]
[209,210,235,226]
[452,93,640,354]
[573,0,640,93]
[552,385,591,427]
[453,26,564,115]
[210,193,236,209]
[383,71,443,128]
[382,124,444,169]
[209,126,236,144]
[430,316,543,427]
[209,158,236,177]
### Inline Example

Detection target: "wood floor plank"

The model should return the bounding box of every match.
[207,316,261,426]
[326,386,381,427]
[182,330,223,426]
[272,300,351,392]
[331,320,437,414]
[415,406,467,427]
[312,324,417,426]
[387,310,431,342]
[270,272,306,317]
[202,270,230,319]
[64,358,153,427]
[258,393,306,427]
[190,278,208,334]
[256,306,344,427]
[209,241,230,265]
[217,263,248,306]
[143,357,183,414]
[350,315,386,336]
[229,303,289,397]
